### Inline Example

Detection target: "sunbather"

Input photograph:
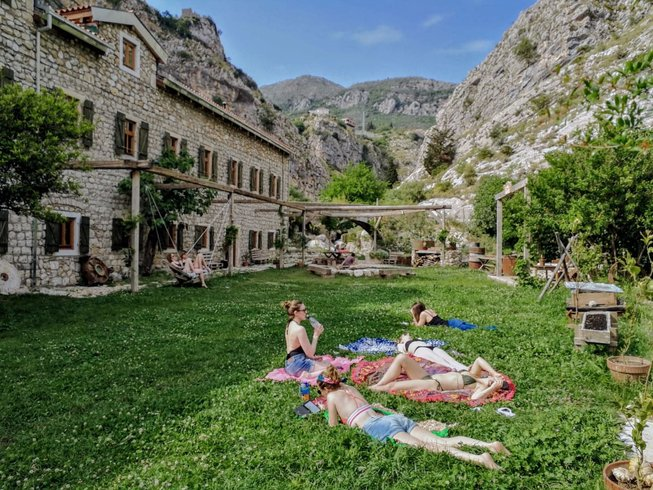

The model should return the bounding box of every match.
[283,300,328,376]
[411,301,447,326]
[368,353,504,401]
[396,333,468,372]
[317,365,509,470]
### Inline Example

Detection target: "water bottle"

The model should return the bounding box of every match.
[308,316,320,328]
[300,382,310,402]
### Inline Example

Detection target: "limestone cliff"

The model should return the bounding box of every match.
[413,0,653,187]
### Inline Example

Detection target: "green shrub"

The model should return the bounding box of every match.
[514,36,538,64]
[500,144,514,156]
[369,249,389,260]
[530,94,551,116]
[476,147,494,160]
[423,127,456,176]
[489,123,507,145]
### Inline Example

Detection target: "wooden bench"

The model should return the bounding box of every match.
[200,251,226,270]
[383,252,404,265]
[251,248,273,264]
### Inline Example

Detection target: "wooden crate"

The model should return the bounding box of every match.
[570,291,617,307]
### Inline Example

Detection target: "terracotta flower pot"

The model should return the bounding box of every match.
[607,356,652,383]
[602,460,630,490]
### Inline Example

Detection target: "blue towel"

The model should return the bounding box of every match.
[338,337,445,355]
[447,318,497,331]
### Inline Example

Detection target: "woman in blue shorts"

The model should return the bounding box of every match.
[317,365,510,470]
[283,300,328,376]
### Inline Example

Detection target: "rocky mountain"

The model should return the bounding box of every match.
[263,76,455,130]
[412,0,653,189]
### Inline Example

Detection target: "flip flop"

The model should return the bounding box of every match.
[496,407,515,418]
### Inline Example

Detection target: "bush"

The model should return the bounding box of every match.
[500,144,514,156]
[293,118,306,134]
[530,94,551,116]
[369,249,389,260]
[489,123,507,145]
[476,147,494,160]
[514,36,538,64]
[423,127,456,176]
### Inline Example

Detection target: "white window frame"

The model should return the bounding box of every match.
[55,211,81,257]
[119,32,141,77]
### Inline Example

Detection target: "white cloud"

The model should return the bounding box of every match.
[434,39,495,55]
[349,25,403,46]
[423,14,444,28]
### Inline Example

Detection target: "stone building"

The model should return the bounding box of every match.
[0,1,292,289]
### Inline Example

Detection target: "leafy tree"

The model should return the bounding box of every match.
[320,163,387,204]
[471,176,507,236]
[0,84,90,220]
[526,49,653,263]
[118,150,216,274]
[423,127,456,176]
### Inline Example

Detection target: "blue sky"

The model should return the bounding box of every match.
[147,0,537,87]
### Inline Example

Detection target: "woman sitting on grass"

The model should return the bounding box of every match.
[317,365,509,470]
[369,353,504,401]
[396,333,467,372]
[411,301,447,326]
[283,300,328,376]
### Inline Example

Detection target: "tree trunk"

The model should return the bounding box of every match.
[141,228,158,275]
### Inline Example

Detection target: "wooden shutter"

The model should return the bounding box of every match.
[249,167,255,191]
[248,230,255,250]
[0,66,14,87]
[258,170,264,194]
[79,216,90,255]
[257,232,262,249]
[0,210,8,254]
[82,100,94,149]
[211,152,218,182]
[193,225,202,250]
[180,138,188,155]
[177,223,185,251]
[237,162,243,188]
[227,160,233,185]
[269,174,273,197]
[138,122,149,160]
[209,226,215,251]
[162,132,172,153]
[267,231,274,250]
[45,221,60,254]
[197,146,205,177]
[114,112,126,155]
[276,176,281,199]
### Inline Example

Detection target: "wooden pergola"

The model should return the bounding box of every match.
[73,160,451,292]
[494,178,528,276]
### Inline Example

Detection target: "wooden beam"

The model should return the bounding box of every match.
[155,183,203,190]
[68,160,152,170]
[300,204,450,212]
[494,178,528,201]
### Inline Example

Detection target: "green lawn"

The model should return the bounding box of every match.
[0,268,647,489]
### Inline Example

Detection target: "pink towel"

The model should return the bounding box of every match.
[261,355,364,385]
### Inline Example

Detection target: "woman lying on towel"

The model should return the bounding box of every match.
[369,353,504,401]
[317,365,509,470]
[396,333,468,372]
[410,301,448,326]
[283,300,328,376]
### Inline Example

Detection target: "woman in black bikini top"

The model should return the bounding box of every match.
[411,302,447,326]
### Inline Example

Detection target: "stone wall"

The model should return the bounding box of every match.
[0,3,289,288]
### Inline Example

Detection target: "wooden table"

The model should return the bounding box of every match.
[534,263,557,280]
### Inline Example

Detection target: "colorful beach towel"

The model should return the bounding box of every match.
[262,355,364,385]
[351,356,515,407]
[338,337,445,355]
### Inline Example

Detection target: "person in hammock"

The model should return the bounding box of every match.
[179,250,209,288]
[317,365,509,470]
[282,300,328,376]
[368,353,505,401]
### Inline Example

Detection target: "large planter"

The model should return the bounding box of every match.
[502,255,517,276]
[607,356,652,383]
[602,460,630,490]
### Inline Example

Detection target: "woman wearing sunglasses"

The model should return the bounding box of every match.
[282,300,328,376]
[317,365,509,470]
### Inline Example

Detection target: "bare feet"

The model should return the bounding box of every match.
[479,452,502,470]
[489,442,511,456]
[202,283,208,288]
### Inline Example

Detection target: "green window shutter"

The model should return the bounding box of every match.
[180,138,188,155]
[198,146,205,177]
[177,223,185,251]
[138,122,149,160]
[193,226,202,250]
[79,216,90,255]
[237,162,243,188]
[258,169,264,194]
[82,100,94,149]
[267,232,274,250]
[257,232,262,249]
[249,167,255,191]
[162,132,172,153]
[269,174,273,197]
[248,230,255,250]
[111,218,124,251]
[276,176,281,199]
[227,160,235,185]
[209,226,215,251]
[0,67,14,87]
[45,221,60,254]
[211,152,218,182]
[0,209,8,254]
[114,112,126,155]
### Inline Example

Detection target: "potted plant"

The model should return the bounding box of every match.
[603,388,653,489]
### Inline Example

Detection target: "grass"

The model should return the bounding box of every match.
[0,267,648,489]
